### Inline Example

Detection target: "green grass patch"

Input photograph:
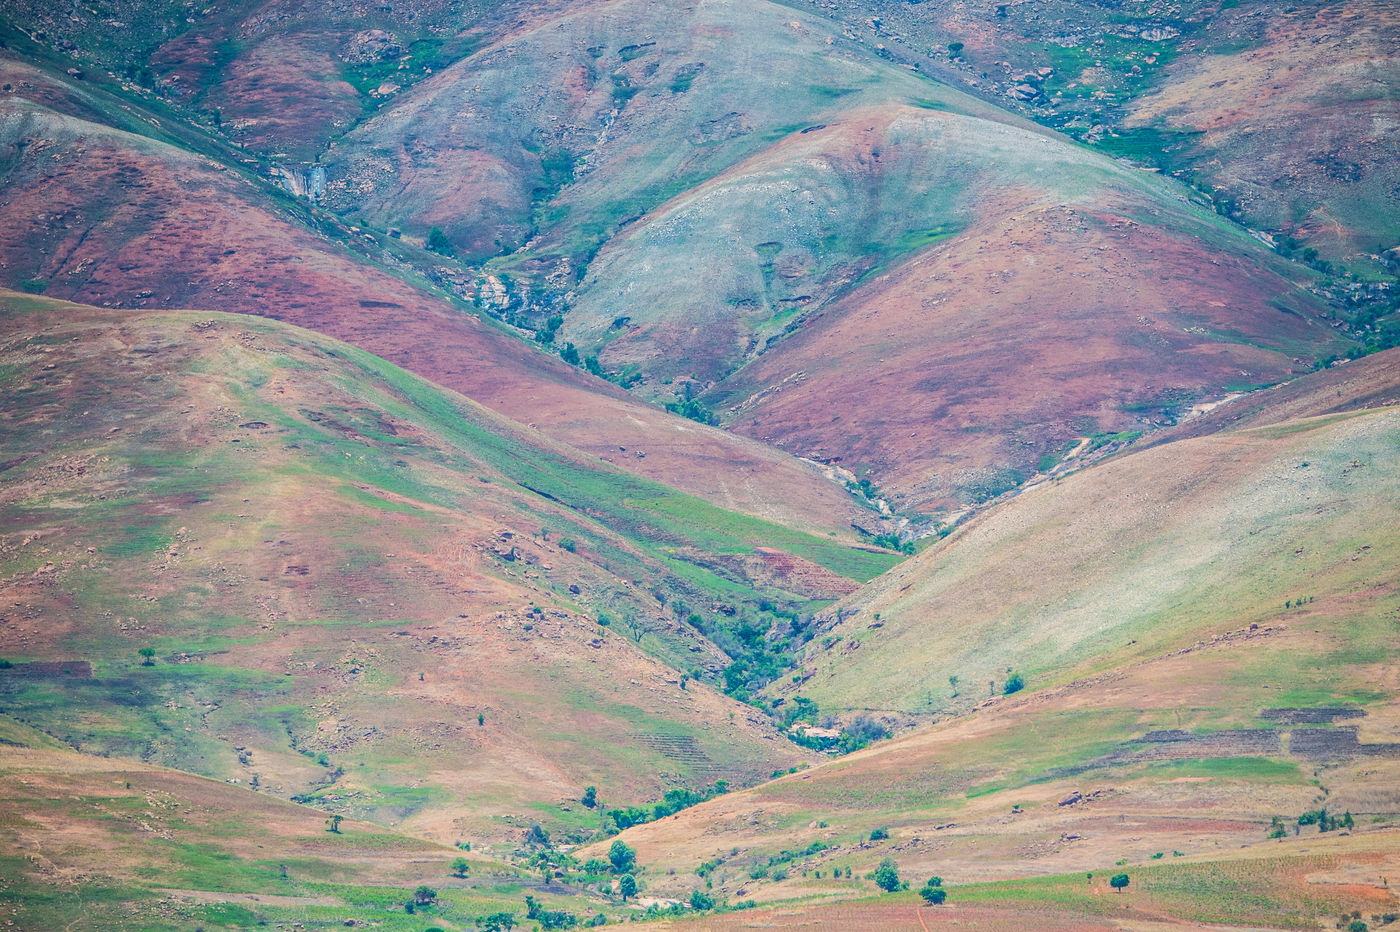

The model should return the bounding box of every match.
[1139,756,1303,782]
[335,342,899,584]
[954,854,1352,927]
[102,524,174,557]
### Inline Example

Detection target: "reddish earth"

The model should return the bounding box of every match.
[0,297,817,841]
[203,34,362,161]
[721,200,1344,512]
[1154,346,1400,444]
[1125,2,1400,260]
[0,64,868,538]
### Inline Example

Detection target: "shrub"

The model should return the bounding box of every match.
[839,715,888,753]
[608,840,636,874]
[1003,672,1025,694]
[526,895,577,929]
[426,226,453,255]
[664,397,719,426]
[479,912,517,931]
[869,827,889,841]
[869,858,900,893]
[920,885,947,905]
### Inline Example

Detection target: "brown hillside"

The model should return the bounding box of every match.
[0,295,818,845]
[582,404,1400,917]
[1156,346,1400,443]
[1124,2,1400,263]
[607,605,1400,920]
[0,59,869,538]
[707,142,1343,511]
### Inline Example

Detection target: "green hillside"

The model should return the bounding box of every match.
[0,291,901,844]
[596,401,1400,922]
[0,0,1397,927]
[788,405,1400,714]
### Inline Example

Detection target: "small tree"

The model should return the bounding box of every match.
[920,875,946,903]
[138,647,157,666]
[479,912,516,931]
[413,885,438,906]
[609,839,636,874]
[618,873,637,900]
[689,889,714,910]
[1003,672,1025,694]
[1110,873,1130,894]
[870,858,901,893]
[451,856,471,877]
[325,814,343,833]
[581,786,597,808]
[426,226,453,255]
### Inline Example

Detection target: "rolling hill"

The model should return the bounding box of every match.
[597,393,1400,926]
[310,0,1353,513]
[785,402,1400,714]
[4,0,1366,515]
[0,290,913,848]
[0,55,875,540]
[777,0,1400,278]
[0,714,655,931]
[1,0,1398,927]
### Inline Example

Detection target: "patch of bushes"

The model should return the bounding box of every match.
[919,876,946,905]
[607,781,728,830]
[664,397,719,426]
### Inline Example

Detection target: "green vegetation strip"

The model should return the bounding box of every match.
[333,339,899,582]
[952,854,1363,928]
